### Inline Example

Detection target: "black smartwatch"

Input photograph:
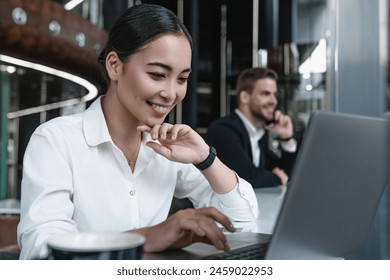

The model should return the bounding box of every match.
[194,146,217,171]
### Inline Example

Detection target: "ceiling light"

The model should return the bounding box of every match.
[0,54,98,119]
[64,0,84,10]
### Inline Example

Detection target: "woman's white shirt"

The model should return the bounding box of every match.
[17,97,258,259]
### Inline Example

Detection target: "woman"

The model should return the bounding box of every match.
[17,4,258,260]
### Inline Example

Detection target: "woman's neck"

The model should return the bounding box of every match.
[101,92,143,171]
[101,92,141,145]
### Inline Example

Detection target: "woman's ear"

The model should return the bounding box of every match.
[105,51,122,81]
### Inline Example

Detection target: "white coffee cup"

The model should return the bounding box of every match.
[47,232,145,260]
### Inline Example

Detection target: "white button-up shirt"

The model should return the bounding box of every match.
[17,97,258,259]
[235,109,297,167]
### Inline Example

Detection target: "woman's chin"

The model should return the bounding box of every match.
[142,117,168,127]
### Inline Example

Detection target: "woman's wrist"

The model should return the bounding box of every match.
[131,227,152,252]
[193,146,217,171]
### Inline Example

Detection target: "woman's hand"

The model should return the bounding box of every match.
[134,207,236,252]
[137,123,210,164]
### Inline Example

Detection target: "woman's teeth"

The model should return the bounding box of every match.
[151,103,168,113]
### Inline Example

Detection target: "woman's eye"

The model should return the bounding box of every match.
[149,73,165,80]
[178,77,189,84]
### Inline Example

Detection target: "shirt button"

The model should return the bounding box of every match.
[129,190,136,196]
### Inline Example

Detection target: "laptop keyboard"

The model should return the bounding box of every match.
[200,243,268,260]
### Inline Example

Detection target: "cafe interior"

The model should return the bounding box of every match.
[0,0,389,260]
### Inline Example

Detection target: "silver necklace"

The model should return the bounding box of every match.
[122,150,135,166]
[112,139,140,166]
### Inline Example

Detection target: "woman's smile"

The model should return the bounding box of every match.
[147,101,170,114]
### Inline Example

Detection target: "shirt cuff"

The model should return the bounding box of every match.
[215,174,257,208]
[280,139,297,153]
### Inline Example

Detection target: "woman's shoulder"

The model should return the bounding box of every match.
[33,112,83,138]
[35,97,102,135]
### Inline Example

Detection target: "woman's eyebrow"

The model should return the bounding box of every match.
[147,62,192,74]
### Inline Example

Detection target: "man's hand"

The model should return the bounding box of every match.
[265,110,294,140]
[272,167,289,186]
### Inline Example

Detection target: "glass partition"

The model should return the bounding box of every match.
[0,57,96,199]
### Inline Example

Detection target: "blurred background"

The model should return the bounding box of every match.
[0,0,389,259]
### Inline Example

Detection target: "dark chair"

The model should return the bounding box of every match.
[168,198,194,216]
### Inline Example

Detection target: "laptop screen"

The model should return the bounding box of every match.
[265,111,390,259]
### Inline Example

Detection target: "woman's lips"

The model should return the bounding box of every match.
[147,101,169,113]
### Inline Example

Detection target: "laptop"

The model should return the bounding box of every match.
[143,111,390,260]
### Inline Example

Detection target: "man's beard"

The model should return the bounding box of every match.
[249,105,273,123]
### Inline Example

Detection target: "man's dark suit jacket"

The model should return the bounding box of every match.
[205,112,297,188]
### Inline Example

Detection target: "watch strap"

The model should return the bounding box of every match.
[194,146,217,171]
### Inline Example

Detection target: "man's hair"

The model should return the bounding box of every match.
[236,67,278,105]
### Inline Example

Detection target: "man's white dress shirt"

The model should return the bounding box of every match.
[17,97,258,259]
[235,109,297,167]
[235,109,265,167]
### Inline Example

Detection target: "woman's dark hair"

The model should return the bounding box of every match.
[97,4,193,93]
[236,67,278,105]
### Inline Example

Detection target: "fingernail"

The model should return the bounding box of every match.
[224,242,231,252]
[217,240,224,250]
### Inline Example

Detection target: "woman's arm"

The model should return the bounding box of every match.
[137,123,239,194]
[18,124,77,260]
[135,123,259,252]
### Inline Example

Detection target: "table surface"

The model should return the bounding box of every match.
[254,185,286,234]
[228,186,286,235]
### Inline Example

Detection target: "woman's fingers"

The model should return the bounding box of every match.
[175,207,234,251]
[140,207,235,252]
[145,141,173,159]
[138,123,207,164]
[197,218,230,251]
[137,125,151,133]
[137,123,178,140]
[196,207,236,233]
[179,217,227,251]
[159,123,172,140]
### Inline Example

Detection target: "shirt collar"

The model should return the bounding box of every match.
[83,96,112,146]
[235,108,265,139]
[82,96,158,171]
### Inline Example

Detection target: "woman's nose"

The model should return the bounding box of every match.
[159,81,177,100]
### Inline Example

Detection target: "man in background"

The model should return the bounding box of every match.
[205,67,298,188]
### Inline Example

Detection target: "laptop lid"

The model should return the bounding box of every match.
[265,111,390,259]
